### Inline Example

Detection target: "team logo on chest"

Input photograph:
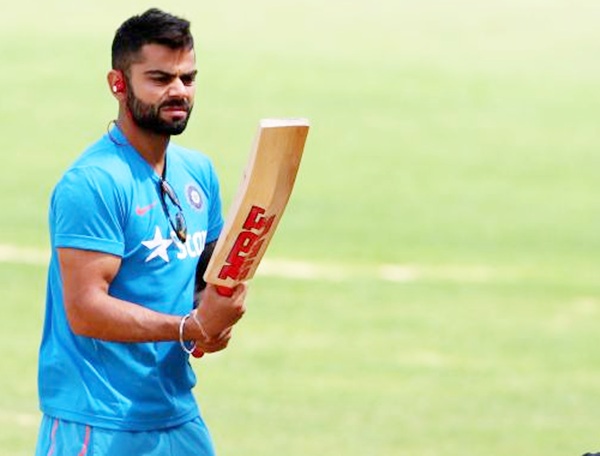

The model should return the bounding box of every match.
[141,227,173,262]
[141,226,208,263]
[185,184,203,211]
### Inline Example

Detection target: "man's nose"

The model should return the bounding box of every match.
[168,77,187,98]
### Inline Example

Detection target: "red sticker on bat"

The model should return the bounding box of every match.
[218,205,276,281]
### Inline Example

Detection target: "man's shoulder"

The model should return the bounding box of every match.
[169,142,217,176]
[72,134,128,169]
[169,142,210,162]
[56,135,131,191]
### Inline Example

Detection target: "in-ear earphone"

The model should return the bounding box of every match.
[112,80,125,93]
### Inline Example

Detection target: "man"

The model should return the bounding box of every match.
[35,9,246,455]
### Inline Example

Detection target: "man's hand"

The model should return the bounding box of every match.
[191,282,247,342]
[190,326,233,354]
[194,282,247,337]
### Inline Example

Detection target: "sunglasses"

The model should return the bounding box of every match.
[158,178,188,243]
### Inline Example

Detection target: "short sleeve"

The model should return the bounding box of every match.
[51,167,125,257]
[205,160,224,243]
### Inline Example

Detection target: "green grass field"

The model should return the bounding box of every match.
[2,0,600,454]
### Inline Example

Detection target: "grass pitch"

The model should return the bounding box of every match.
[1,1,600,455]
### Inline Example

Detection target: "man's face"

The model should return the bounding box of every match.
[125,44,197,136]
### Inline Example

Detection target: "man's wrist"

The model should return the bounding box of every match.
[183,311,211,343]
[179,313,197,355]
[191,312,211,342]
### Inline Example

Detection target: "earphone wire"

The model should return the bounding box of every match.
[107,119,127,146]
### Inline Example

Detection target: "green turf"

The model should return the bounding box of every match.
[2,1,600,455]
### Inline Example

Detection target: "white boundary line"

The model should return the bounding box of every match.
[0,410,39,428]
[0,244,498,283]
[0,244,49,265]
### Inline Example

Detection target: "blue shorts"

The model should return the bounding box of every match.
[34,414,216,456]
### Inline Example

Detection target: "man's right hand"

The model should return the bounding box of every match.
[188,282,247,351]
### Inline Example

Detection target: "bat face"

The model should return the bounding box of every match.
[216,205,275,282]
[204,118,309,290]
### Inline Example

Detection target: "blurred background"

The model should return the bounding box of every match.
[1,1,600,454]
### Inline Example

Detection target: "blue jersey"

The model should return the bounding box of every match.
[38,126,224,431]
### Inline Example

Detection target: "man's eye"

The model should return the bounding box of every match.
[181,76,195,86]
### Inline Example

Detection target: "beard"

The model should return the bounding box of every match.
[126,89,193,136]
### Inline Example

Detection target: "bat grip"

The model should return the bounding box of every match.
[191,285,235,358]
[216,285,234,297]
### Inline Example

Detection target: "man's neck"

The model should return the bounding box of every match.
[117,113,170,176]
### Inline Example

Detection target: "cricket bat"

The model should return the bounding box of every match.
[192,118,309,357]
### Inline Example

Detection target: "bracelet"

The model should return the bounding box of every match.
[192,312,211,343]
[179,313,197,355]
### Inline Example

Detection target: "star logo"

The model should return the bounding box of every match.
[142,226,173,262]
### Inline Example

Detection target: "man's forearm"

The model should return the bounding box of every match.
[67,292,182,342]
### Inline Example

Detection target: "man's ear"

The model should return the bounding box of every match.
[107,70,126,97]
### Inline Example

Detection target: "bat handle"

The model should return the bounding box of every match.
[216,285,234,297]
[191,284,235,358]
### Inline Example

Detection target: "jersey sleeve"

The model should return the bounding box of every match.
[206,160,224,243]
[51,166,126,257]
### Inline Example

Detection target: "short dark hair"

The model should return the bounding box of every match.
[111,8,194,71]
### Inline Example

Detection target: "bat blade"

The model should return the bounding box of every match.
[204,118,310,290]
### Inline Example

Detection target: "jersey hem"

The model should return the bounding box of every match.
[39,404,200,432]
